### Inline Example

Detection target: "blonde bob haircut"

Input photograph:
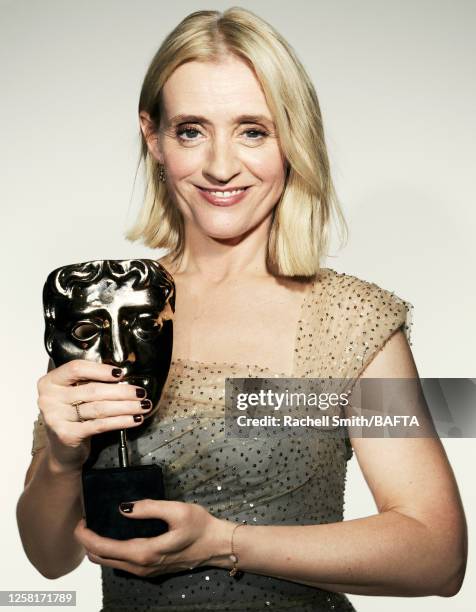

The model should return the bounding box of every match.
[126,6,347,278]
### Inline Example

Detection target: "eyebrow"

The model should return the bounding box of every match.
[167,113,275,127]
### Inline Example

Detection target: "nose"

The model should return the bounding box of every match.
[102,319,129,367]
[203,133,241,184]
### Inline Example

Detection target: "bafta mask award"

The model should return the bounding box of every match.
[43,259,175,540]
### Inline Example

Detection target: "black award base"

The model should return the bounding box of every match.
[81,464,168,540]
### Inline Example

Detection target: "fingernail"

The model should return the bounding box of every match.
[133,415,142,422]
[141,399,152,410]
[112,368,123,378]
[136,388,146,398]
[119,502,134,513]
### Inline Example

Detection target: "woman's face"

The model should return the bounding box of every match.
[141,55,287,243]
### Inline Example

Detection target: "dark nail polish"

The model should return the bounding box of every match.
[119,502,134,513]
[141,399,152,410]
[133,415,142,422]
[136,388,146,398]
[112,368,122,378]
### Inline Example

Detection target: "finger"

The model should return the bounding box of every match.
[118,499,192,553]
[70,412,148,437]
[49,360,125,386]
[38,405,147,448]
[63,399,153,422]
[74,520,158,564]
[65,381,148,404]
[77,514,174,575]
[86,552,164,577]
[117,499,188,523]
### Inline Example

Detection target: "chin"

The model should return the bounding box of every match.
[207,226,248,239]
[194,214,259,240]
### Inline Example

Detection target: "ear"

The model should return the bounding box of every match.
[139,111,164,164]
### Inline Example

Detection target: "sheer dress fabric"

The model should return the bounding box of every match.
[30,268,413,611]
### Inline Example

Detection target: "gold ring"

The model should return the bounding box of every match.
[71,400,86,422]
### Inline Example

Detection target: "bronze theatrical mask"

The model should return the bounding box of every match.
[43,259,175,418]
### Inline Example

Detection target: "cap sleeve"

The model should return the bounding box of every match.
[31,358,54,456]
[31,412,47,456]
[339,274,414,380]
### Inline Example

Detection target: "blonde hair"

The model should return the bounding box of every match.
[126,6,347,278]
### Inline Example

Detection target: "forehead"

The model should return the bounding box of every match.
[162,56,272,122]
[55,280,163,312]
[77,281,154,307]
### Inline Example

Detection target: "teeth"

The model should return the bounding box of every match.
[207,189,245,197]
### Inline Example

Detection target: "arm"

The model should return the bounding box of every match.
[17,357,86,579]
[16,446,86,580]
[214,330,467,596]
[16,359,149,579]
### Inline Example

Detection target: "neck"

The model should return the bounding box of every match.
[165,215,273,284]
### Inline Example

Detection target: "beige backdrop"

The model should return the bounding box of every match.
[1,0,474,610]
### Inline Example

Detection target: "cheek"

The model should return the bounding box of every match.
[164,146,202,178]
[243,148,286,185]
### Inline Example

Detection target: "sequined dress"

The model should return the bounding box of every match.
[31,268,412,611]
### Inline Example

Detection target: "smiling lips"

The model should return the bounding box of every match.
[196,185,250,206]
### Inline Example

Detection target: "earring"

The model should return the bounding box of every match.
[159,164,166,183]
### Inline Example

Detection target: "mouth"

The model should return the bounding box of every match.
[195,185,251,207]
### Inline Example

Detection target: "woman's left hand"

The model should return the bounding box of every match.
[74,499,236,577]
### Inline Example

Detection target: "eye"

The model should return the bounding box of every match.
[71,321,101,342]
[133,313,161,340]
[243,129,267,140]
[176,126,203,141]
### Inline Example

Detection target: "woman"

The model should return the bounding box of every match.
[17,7,466,611]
